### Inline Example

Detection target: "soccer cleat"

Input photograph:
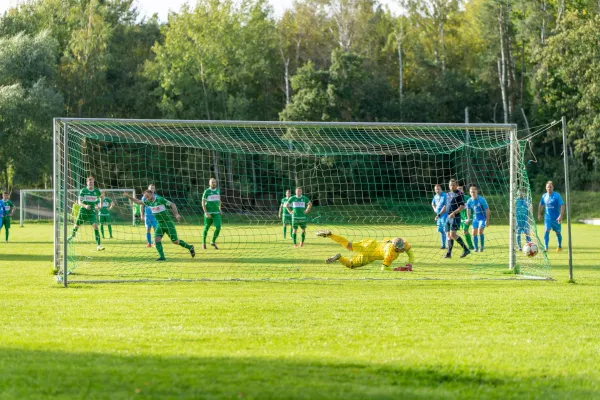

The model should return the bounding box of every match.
[460,249,471,258]
[202,244,207,250]
[473,248,479,253]
[211,243,219,250]
[156,257,166,261]
[440,246,446,250]
[97,245,105,251]
[146,243,152,248]
[394,264,413,272]
[110,236,114,239]
[190,245,196,258]
[326,253,341,264]
[480,247,484,253]
[293,244,299,248]
[544,247,549,252]
[518,247,523,252]
[556,247,562,253]
[315,230,332,237]
[67,236,73,242]
[300,242,304,247]
[444,254,451,259]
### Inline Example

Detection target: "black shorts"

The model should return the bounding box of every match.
[445,216,461,232]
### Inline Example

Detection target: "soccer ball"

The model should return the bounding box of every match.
[523,242,538,257]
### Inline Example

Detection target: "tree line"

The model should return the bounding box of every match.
[1,0,599,192]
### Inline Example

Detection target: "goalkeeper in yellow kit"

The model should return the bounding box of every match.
[316,230,415,271]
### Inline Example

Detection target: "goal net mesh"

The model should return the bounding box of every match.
[54,119,550,282]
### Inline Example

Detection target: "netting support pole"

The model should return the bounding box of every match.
[62,122,69,288]
[19,190,24,227]
[53,119,59,269]
[509,127,517,271]
[562,116,573,282]
[132,189,136,226]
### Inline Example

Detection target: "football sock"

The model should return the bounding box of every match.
[464,232,474,249]
[292,231,297,245]
[71,227,78,237]
[557,233,563,248]
[283,225,287,238]
[480,234,485,248]
[301,231,306,243]
[202,227,209,245]
[156,241,165,258]
[146,233,152,245]
[544,231,550,249]
[338,256,353,268]
[473,235,479,250]
[456,237,467,250]
[100,225,105,238]
[94,229,101,245]
[178,240,192,250]
[447,239,454,255]
[525,234,531,243]
[212,228,221,243]
[108,225,113,237]
[517,234,521,249]
[440,232,446,247]
[4,227,8,241]
[329,233,350,249]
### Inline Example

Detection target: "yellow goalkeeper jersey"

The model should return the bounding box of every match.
[353,238,412,267]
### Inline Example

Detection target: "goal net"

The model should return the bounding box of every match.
[53,119,550,284]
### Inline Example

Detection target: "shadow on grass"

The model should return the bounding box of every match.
[0,254,53,262]
[0,348,592,399]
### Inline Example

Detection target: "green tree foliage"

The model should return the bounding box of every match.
[1,0,599,189]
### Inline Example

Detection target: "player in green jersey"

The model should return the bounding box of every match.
[202,178,222,249]
[1,192,15,242]
[285,187,312,248]
[278,189,292,239]
[124,190,195,261]
[68,176,104,250]
[458,185,475,250]
[99,191,114,239]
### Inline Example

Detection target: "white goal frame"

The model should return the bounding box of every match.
[54,118,523,286]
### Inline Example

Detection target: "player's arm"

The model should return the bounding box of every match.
[168,201,182,222]
[278,203,283,218]
[124,192,144,206]
[286,202,293,215]
[202,197,211,219]
[109,200,115,210]
[305,200,312,214]
[537,199,544,221]
[431,199,437,213]
[558,204,565,223]
[10,203,16,217]
[465,206,471,224]
[140,204,145,220]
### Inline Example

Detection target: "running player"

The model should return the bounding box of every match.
[68,176,104,251]
[124,190,195,261]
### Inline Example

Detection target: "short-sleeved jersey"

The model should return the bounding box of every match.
[281,196,292,216]
[3,200,14,217]
[0,200,5,218]
[203,188,221,214]
[539,192,564,221]
[466,196,489,221]
[287,195,311,220]
[446,190,465,215]
[79,187,101,209]
[516,197,530,224]
[140,196,155,220]
[357,238,412,267]
[142,195,173,224]
[99,197,112,216]
[432,193,447,215]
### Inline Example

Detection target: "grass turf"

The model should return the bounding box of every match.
[0,223,599,398]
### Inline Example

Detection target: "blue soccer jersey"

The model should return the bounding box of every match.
[0,200,4,218]
[516,198,530,225]
[467,196,489,221]
[432,193,448,216]
[540,192,564,221]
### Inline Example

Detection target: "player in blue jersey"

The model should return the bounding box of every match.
[437,179,470,258]
[516,189,532,251]
[465,185,490,252]
[0,197,5,233]
[431,184,447,249]
[141,183,158,247]
[537,181,565,252]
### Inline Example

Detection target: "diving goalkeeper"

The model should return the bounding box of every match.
[316,230,414,271]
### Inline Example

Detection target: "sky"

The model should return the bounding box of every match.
[1,0,404,20]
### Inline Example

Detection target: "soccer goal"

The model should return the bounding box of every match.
[20,189,136,227]
[53,118,550,285]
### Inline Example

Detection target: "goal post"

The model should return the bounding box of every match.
[53,118,550,285]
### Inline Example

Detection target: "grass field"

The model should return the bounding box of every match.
[1,223,599,399]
